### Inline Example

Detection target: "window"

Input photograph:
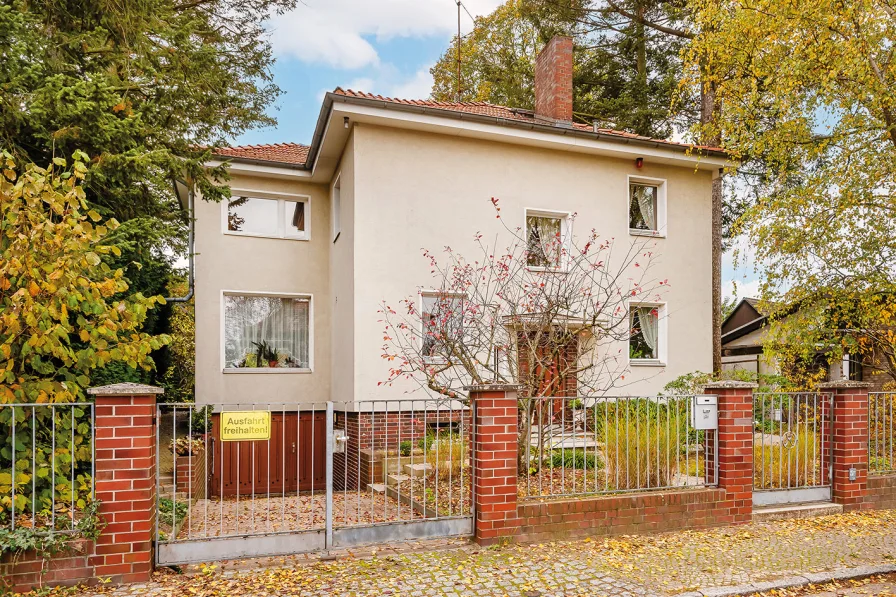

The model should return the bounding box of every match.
[629,305,662,363]
[224,294,311,371]
[332,175,341,242]
[628,177,666,236]
[225,195,308,240]
[421,292,465,361]
[525,209,568,269]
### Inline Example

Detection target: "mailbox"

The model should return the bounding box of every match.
[691,395,718,430]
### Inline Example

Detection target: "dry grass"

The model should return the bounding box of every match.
[753,430,820,489]
[603,418,679,490]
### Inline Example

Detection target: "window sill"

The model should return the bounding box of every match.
[629,229,665,239]
[223,368,313,374]
[224,231,310,242]
[629,360,666,368]
[526,265,569,273]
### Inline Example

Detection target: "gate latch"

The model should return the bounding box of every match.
[333,429,349,453]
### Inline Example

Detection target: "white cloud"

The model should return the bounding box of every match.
[268,0,504,69]
[384,67,434,99]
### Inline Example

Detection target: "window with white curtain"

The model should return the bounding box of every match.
[224,294,311,370]
[629,184,658,232]
[629,305,660,361]
[525,209,569,269]
[421,292,465,361]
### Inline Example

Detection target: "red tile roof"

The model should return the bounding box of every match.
[215,142,309,165]
[333,88,721,153]
[214,88,722,167]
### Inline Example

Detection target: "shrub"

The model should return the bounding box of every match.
[603,411,680,490]
[399,441,412,457]
[547,449,601,470]
[424,435,468,481]
[753,430,819,489]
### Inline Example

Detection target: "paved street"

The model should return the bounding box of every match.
[46,509,896,597]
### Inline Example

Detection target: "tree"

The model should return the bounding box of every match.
[160,278,195,403]
[0,0,295,384]
[379,198,667,465]
[1,153,169,524]
[685,0,896,383]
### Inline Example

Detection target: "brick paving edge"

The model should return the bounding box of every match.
[676,564,896,597]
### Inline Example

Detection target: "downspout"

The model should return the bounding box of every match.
[165,179,194,303]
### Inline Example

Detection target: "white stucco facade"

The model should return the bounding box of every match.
[193,98,723,405]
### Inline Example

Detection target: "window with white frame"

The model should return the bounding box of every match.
[628,178,666,236]
[629,304,663,362]
[525,209,568,269]
[420,292,465,361]
[331,175,341,242]
[224,294,311,370]
[225,195,308,240]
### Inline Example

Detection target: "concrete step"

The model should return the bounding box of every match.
[403,463,433,477]
[367,483,387,494]
[753,501,843,522]
[387,474,411,486]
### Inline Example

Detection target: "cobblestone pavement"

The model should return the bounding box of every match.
[755,573,896,596]
[49,510,896,597]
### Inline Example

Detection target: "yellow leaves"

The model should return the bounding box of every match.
[28,280,40,297]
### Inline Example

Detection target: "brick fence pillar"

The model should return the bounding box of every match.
[818,380,871,511]
[467,384,521,545]
[87,382,162,584]
[702,381,756,524]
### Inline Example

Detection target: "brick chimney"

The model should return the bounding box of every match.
[534,35,574,124]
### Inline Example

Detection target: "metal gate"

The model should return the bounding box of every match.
[155,399,473,565]
[752,392,833,506]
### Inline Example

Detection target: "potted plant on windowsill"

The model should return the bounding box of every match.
[252,340,279,368]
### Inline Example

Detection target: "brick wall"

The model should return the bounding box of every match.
[1,384,161,593]
[518,488,730,543]
[175,444,207,500]
[864,474,896,510]
[820,381,872,511]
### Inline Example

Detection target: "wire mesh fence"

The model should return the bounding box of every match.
[752,392,831,490]
[518,396,712,500]
[0,403,95,535]
[870,392,896,475]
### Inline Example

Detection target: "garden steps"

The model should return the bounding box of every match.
[387,474,411,486]
[404,463,433,477]
[753,501,843,522]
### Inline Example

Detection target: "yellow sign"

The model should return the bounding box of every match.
[220,411,271,441]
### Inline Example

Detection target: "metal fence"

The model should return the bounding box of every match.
[752,392,831,493]
[156,399,472,564]
[870,392,896,475]
[518,395,713,500]
[0,403,95,535]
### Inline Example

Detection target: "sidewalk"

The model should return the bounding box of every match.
[44,509,896,597]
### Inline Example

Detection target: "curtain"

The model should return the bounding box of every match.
[224,295,310,368]
[632,185,657,231]
[526,215,562,267]
[637,307,658,357]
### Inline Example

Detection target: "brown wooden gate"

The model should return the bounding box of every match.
[209,411,326,497]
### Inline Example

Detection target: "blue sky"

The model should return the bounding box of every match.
[237,0,760,302]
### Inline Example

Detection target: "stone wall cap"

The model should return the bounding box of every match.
[701,380,759,390]
[87,382,165,396]
[464,383,524,393]
[817,380,873,389]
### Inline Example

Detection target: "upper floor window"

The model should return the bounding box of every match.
[525,209,569,269]
[224,194,309,240]
[224,293,311,371]
[421,292,465,361]
[629,304,665,364]
[628,177,666,237]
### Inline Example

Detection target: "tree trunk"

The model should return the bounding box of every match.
[702,82,723,374]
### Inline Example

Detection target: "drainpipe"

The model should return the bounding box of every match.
[165,179,194,303]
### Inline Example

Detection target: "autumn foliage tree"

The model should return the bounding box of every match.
[379,199,666,464]
[685,0,896,384]
[0,153,169,525]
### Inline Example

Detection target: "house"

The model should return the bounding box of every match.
[188,36,728,408]
[721,297,891,390]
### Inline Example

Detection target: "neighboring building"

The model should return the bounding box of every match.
[189,36,728,406]
[721,297,892,390]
